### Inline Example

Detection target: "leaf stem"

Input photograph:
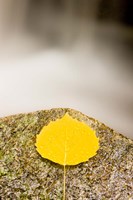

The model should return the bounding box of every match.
[63,164,66,200]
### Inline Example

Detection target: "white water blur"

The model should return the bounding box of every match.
[0,1,133,138]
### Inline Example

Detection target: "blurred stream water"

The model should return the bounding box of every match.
[0,0,133,138]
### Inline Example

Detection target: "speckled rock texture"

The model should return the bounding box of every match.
[0,108,133,200]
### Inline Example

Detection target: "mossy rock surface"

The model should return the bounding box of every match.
[0,108,133,200]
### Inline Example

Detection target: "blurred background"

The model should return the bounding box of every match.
[0,0,133,138]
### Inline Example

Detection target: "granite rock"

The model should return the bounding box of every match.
[0,108,133,200]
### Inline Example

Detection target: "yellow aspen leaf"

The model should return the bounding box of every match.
[35,113,99,166]
[35,113,99,199]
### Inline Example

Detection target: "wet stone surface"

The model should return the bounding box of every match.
[0,108,133,200]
